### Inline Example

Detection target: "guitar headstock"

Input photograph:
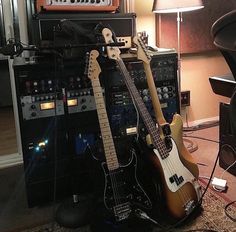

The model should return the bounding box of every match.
[133,36,151,64]
[102,28,121,60]
[86,50,101,81]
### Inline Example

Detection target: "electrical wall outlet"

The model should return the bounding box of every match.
[181,90,190,107]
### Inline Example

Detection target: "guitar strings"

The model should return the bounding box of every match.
[117,58,192,210]
[151,126,190,206]
[152,132,191,206]
[103,27,197,219]
[135,37,195,206]
[91,76,123,210]
[140,58,195,208]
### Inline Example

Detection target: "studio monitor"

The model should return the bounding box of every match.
[219,103,236,176]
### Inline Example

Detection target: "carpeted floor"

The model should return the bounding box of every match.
[19,181,236,232]
[0,125,235,232]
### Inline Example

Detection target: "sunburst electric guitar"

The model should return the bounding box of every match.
[133,36,200,178]
[132,36,202,219]
[86,49,152,222]
[102,28,202,220]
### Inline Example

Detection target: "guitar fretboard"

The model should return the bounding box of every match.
[116,58,169,159]
[91,78,119,170]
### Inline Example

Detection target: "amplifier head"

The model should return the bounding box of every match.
[31,13,136,51]
[36,0,120,13]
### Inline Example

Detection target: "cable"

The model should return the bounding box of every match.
[198,150,220,206]
[197,163,208,167]
[50,30,65,232]
[212,185,224,192]
[135,209,165,229]
[183,135,219,144]
[219,158,236,179]
[183,120,219,132]
[183,111,199,153]
[224,200,236,222]
[182,230,219,232]
[183,137,199,153]
[183,132,221,194]
[199,176,211,180]
[183,134,221,192]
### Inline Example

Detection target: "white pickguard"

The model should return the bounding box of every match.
[153,138,197,193]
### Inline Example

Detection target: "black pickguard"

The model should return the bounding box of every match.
[102,150,152,216]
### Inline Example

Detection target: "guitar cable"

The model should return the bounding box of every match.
[134,209,220,232]
[134,208,165,229]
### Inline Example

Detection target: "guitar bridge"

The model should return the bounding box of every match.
[184,200,195,215]
[113,202,132,221]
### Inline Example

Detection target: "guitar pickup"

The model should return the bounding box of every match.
[161,123,171,136]
[169,174,184,186]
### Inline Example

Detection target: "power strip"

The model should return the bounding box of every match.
[211,177,227,191]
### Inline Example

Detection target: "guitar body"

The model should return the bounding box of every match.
[101,29,202,222]
[169,114,199,179]
[101,149,152,222]
[86,50,153,226]
[147,114,199,179]
[148,137,201,219]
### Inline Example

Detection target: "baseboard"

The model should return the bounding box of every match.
[0,153,23,169]
[183,116,219,128]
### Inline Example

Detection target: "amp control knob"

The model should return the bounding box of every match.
[142,89,149,95]
[163,93,169,99]
[31,104,36,110]
[81,105,87,111]
[157,87,162,93]
[143,96,149,102]
[163,87,168,93]
[81,98,86,104]
[31,112,37,117]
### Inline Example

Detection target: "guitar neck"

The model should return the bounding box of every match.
[142,63,167,125]
[116,58,168,159]
[91,78,119,170]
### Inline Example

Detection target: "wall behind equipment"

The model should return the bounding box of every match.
[134,0,230,124]
[155,0,236,54]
